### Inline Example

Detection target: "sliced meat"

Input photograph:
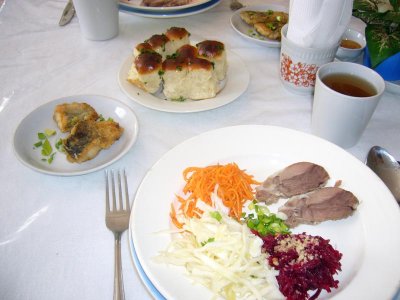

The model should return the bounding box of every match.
[63,119,123,163]
[256,162,330,204]
[278,187,359,227]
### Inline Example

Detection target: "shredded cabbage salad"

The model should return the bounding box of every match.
[155,205,284,300]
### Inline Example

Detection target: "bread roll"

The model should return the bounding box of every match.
[127,52,163,93]
[196,40,227,81]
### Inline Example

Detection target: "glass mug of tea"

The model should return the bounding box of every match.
[311,62,385,148]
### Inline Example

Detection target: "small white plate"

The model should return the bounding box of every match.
[230,3,289,48]
[118,50,249,113]
[119,0,211,12]
[119,0,220,18]
[13,95,139,176]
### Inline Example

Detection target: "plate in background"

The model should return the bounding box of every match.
[13,95,139,176]
[118,49,249,113]
[119,0,220,18]
[119,0,211,12]
[230,3,289,48]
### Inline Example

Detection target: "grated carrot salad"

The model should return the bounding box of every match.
[170,163,260,228]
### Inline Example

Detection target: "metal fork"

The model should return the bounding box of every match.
[105,170,131,300]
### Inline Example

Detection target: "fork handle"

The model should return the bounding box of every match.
[113,232,124,300]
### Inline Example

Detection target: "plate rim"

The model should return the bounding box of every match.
[130,124,400,300]
[230,3,289,48]
[119,0,212,12]
[13,94,139,176]
[119,0,220,18]
[118,49,249,113]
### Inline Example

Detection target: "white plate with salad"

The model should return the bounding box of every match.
[13,95,139,176]
[130,125,400,300]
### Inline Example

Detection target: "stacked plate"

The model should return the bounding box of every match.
[128,125,400,300]
[119,0,221,18]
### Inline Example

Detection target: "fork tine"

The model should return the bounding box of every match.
[105,170,110,212]
[111,170,117,211]
[117,170,124,210]
[123,170,130,211]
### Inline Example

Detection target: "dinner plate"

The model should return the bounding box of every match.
[129,228,165,300]
[130,125,400,299]
[230,2,289,48]
[118,50,249,113]
[119,0,220,18]
[119,0,211,12]
[13,95,139,176]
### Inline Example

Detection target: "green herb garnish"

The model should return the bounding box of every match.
[33,129,61,164]
[210,211,222,222]
[242,201,290,236]
[201,237,215,246]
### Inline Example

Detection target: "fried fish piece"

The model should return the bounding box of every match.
[240,10,288,26]
[254,22,284,40]
[62,119,124,163]
[53,102,99,133]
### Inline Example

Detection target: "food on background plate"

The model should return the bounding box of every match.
[256,162,330,204]
[140,0,193,7]
[128,52,163,93]
[159,162,357,300]
[279,187,359,227]
[196,40,228,81]
[128,27,227,101]
[52,102,124,163]
[240,10,289,41]
[53,102,99,133]
[63,119,123,163]
[133,27,191,60]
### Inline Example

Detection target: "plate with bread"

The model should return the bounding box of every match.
[118,27,249,113]
[230,3,289,47]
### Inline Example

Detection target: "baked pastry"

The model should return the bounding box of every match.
[128,27,226,101]
[165,27,191,55]
[53,102,99,133]
[196,40,227,81]
[127,51,163,93]
[162,46,218,100]
[136,27,190,60]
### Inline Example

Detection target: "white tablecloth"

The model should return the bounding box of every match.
[1,0,399,299]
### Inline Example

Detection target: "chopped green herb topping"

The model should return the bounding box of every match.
[242,201,290,236]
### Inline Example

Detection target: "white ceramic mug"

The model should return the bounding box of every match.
[280,24,339,95]
[311,62,385,148]
[73,0,119,41]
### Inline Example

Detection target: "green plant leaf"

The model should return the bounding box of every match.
[389,0,399,12]
[366,24,400,67]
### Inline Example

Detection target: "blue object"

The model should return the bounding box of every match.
[363,47,400,81]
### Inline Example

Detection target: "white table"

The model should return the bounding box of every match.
[1,1,399,299]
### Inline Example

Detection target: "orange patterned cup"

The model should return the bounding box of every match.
[280,24,339,95]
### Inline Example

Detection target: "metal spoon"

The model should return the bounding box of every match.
[366,146,400,203]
